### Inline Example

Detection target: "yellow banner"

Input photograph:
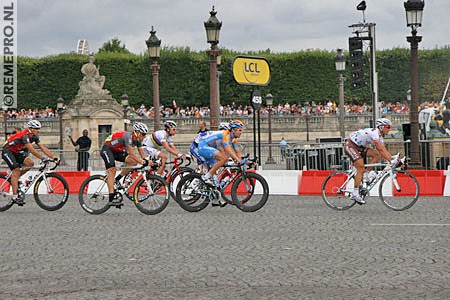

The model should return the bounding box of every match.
[232,56,271,86]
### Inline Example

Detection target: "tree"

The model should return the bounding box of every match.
[98,38,130,54]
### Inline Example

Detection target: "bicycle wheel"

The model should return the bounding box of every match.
[34,173,69,211]
[175,173,210,212]
[78,175,111,215]
[322,171,357,211]
[133,174,170,215]
[379,170,420,211]
[231,171,269,212]
[0,174,13,212]
[168,167,194,199]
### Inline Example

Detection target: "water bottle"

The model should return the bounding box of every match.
[220,175,231,188]
[25,176,33,187]
[124,175,133,187]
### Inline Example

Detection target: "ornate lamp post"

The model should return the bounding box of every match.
[204,6,222,130]
[265,93,276,164]
[404,0,424,169]
[56,97,65,151]
[121,93,129,131]
[334,49,346,139]
[146,26,161,131]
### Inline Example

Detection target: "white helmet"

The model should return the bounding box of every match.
[375,118,392,128]
[164,120,177,130]
[133,122,149,134]
[27,120,42,129]
[218,122,230,130]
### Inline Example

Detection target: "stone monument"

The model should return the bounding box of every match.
[61,53,125,151]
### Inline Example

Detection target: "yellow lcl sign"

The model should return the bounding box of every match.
[232,56,271,86]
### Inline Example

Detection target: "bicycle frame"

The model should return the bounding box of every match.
[0,162,59,197]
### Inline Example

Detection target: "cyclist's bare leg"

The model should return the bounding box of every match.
[365,148,381,171]
[208,151,228,176]
[106,166,116,194]
[157,152,167,176]
[353,157,365,188]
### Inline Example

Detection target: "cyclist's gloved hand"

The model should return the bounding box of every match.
[41,157,51,164]
[390,157,399,167]
[142,157,150,167]
[53,157,60,164]
[177,153,184,159]
[239,157,248,165]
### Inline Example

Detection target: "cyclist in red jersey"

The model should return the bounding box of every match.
[100,122,149,204]
[2,120,59,204]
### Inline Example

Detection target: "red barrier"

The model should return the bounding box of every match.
[298,170,334,195]
[56,171,90,194]
[403,170,445,196]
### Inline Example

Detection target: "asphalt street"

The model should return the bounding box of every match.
[0,195,449,299]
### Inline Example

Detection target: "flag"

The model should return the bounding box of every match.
[173,100,177,109]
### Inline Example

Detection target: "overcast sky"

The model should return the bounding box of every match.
[17,0,450,57]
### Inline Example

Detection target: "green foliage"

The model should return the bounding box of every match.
[17,47,450,109]
[98,38,131,54]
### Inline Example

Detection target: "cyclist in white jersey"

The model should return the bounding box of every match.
[142,120,185,176]
[344,118,396,204]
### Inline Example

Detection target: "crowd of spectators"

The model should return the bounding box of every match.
[1,100,444,120]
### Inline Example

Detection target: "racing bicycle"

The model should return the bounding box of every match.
[0,160,69,211]
[175,158,269,212]
[321,154,420,211]
[78,162,169,215]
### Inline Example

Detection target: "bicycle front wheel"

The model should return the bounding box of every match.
[133,175,170,215]
[78,175,111,215]
[34,173,69,211]
[379,170,420,211]
[175,173,210,212]
[0,174,13,212]
[322,171,357,211]
[231,172,269,212]
[168,167,194,199]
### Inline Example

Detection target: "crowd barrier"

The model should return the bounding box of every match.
[9,169,448,197]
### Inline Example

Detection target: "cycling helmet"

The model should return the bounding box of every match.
[164,120,177,130]
[229,119,244,129]
[27,120,42,129]
[218,122,230,130]
[133,122,149,134]
[375,118,392,128]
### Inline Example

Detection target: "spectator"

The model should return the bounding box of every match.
[69,129,92,171]
[279,137,288,161]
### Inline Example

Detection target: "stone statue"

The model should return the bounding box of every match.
[76,53,110,98]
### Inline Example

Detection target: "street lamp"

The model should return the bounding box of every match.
[265,93,276,164]
[404,0,425,169]
[56,97,64,151]
[146,26,161,131]
[334,48,346,140]
[121,93,129,131]
[204,6,222,130]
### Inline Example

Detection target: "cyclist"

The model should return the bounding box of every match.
[198,119,246,187]
[344,117,396,204]
[100,122,149,205]
[142,120,186,176]
[2,120,59,204]
[189,122,230,171]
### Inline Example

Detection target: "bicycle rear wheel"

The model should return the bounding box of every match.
[0,174,13,212]
[379,170,420,211]
[78,175,111,215]
[322,171,357,211]
[34,173,69,211]
[175,173,210,212]
[133,175,170,215]
[231,172,269,212]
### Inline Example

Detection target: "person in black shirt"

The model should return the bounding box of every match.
[69,129,92,171]
[197,120,209,133]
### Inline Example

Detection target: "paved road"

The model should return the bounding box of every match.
[0,195,449,299]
